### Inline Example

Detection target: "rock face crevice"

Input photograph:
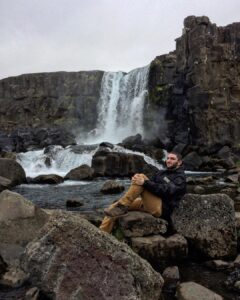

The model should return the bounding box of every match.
[148,16,240,148]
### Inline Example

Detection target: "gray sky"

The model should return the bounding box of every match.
[1,0,240,79]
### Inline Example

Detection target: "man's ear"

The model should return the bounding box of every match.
[177,160,183,167]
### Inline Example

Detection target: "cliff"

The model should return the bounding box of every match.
[0,71,103,151]
[148,16,240,148]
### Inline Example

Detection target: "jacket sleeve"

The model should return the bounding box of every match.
[143,175,186,198]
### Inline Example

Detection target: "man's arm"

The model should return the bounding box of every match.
[143,175,186,198]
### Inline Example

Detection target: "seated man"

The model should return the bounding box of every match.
[99,151,186,233]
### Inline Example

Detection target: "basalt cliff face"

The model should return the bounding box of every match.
[0,71,103,151]
[148,16,240,148]
[1,16,240,152]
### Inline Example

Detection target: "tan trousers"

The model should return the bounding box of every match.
[99,174,162,233]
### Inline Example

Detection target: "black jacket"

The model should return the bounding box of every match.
[143,166,186,215]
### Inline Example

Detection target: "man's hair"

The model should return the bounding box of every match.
[169,151,182,161]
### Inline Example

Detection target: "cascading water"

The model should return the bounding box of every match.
[16,65,156,178]
[17,146,97,178]
[85,65,149,144]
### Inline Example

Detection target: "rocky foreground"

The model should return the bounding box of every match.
[0,173,240,299]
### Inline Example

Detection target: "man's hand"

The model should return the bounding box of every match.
[131,173,145,186]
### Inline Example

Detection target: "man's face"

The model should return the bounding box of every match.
[166,153,182,169]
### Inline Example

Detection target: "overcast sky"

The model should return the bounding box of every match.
[1,0,240,79]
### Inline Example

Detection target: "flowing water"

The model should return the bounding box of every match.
[83,65,149,144]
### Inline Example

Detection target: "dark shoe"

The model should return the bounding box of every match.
[104,203,128,217]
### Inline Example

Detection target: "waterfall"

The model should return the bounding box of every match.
[17,146,97,178]
[86,65,149,144]
[16,65,152,178]
[16,144,163,178]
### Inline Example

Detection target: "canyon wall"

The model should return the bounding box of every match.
[148,16,240,148]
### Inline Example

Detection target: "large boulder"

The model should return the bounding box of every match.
[30,174,64,184]
[92,151,158,178]
[21,210,164,300]
[100,180,125,194]
[176,281,223,300]
[131,234,188,266]
[0,190,49,266]
[0,158,26,186]
[118,211,167,237]
[172,193,237,258]
[0,176,12,192]
[65,164,94,180]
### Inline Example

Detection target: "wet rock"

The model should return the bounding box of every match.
[92,151,158,178]
[121,134,143,147]
[172,193,237,258]
[205,259,233,270]
[66,198,84,207]
[225,268,240,288]
[162,266,180,293]
[0,176,12,192]
[193,185,205,194]
[118,211,167,237]
[0,267,29,288]
[176,281,223,300]
[234,280,240,291]
[234,254,240,267]
[0,190,49,266]
[219,187,236,199]
[24,287,40,300]
[100,180,125,194]
[217,146,232,160]
[131,234,188,264]
[21,210,164,300]
[65,164,94,180]
[99,142,114,149]
[0,131,15,152]
[0,158,26,186]
[31,174,64,184]
[0,255,8,276]
[183,152,203,171]
[226,174,239,183]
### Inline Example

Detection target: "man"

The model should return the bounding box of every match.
[99,151,186,233]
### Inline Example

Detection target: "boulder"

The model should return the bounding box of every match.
[0,255,8,276]
[30,174,64,184]
[24,287,40,300]
[21,210,164,300]
[92,151,158,178]
[66,198,84,207]
[0,266,29,288]
[183,152,203,171]
[99,142,114,149]
[205,260,233,271]
[65,164,94,180]
[118,211,167,237]
[0,190,49,266]
[172,193,237,258]
[121,134,143,147]
[176,281,223,300]
[131,234,188,265]
[0,158,26,186]
[100,180,125,194]
[162,266,180,293]
[0,176,12,192]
